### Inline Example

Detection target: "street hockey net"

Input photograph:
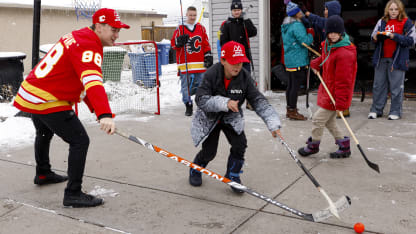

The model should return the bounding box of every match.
[99,41,160,115]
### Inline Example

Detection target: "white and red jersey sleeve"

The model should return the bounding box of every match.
[70,27,112,118]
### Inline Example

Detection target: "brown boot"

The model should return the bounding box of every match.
[286,107,307,120]
[337,108,350,119]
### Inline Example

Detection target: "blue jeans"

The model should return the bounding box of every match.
[180,73,204,104]
[370,58,405,117]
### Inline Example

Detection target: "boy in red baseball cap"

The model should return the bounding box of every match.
[13,8,129,208]
[189,41,282,193]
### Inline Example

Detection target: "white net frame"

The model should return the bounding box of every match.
[73,0,102,20]
[97,41,161,115]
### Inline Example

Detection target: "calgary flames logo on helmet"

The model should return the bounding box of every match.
[186,36,202,54]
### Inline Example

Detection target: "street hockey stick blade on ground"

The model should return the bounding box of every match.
[115,128,350,222]
[277,136,350,220]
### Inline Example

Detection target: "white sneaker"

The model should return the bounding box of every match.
[388,114,400,120]
[368,112,377,119]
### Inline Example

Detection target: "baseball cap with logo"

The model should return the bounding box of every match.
[221,41,250,65]
[92,8,130,29]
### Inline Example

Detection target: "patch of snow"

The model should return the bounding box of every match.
[0,63,182,152]
[406,153,416,162]
[0,52,26,58]
[89,185,119,197]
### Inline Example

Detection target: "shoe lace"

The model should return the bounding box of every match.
[80,192,95,201]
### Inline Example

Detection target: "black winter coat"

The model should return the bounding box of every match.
[220,17,257,61]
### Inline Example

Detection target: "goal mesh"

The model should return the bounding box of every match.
[100,41,160,115]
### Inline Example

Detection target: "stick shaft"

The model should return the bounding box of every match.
[115,129,350,221]
[302,42,321,57]
[179,0,191,101]
[277,136,342,219]
[198,7,205,23]
[115,129,313,221]
[315,73,380,173]
[278,137,321,188]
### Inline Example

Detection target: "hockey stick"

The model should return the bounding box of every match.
[276,136,351,220]
[315,72,380,173]
[115,128,350,222]
[198,7,205,23]
[302,42,321,57]
[242,5,256,81]
[179,0,191,104]
[305,65,313,119]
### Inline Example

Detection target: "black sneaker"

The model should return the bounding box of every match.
[34,172,68,185]
[185,103,193,116]
[63,191,103,208]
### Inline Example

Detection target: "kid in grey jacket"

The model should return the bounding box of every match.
[189,41,281,193]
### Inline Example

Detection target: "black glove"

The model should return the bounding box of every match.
[301,17,311,28]
[298,2,308,14]
[175,34,189,47]
[204,52,213,68]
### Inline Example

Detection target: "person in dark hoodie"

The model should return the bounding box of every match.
[220,0,257,73]
[189,41,281,194]
[298,15,357,159]
[302,0,351,118]
[303,0,342,43]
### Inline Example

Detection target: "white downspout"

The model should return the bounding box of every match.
[259,0,270,92]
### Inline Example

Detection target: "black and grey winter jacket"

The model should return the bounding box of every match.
[220,17,257,61]
[191,63,281,146]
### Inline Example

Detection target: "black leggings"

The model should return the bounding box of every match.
[32,110,89,194]
[286,68,306,109]
[195,122,247,165]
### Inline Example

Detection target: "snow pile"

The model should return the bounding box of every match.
[0,103,35,151]
[407,153,416,162]
[0,63,182,152]
[89,185,119,197]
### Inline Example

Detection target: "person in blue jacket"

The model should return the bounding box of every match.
[281,1,313,120]
[368,0,416,120]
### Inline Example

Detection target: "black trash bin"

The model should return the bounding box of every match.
[0,52,26,102]
[169,47,176,64]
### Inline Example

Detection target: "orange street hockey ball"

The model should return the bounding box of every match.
[354,222,365,233]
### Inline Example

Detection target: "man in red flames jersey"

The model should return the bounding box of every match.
[171,6,212,116]
[13,8,129,208]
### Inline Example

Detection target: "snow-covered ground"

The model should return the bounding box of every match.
[0,63,182,152]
